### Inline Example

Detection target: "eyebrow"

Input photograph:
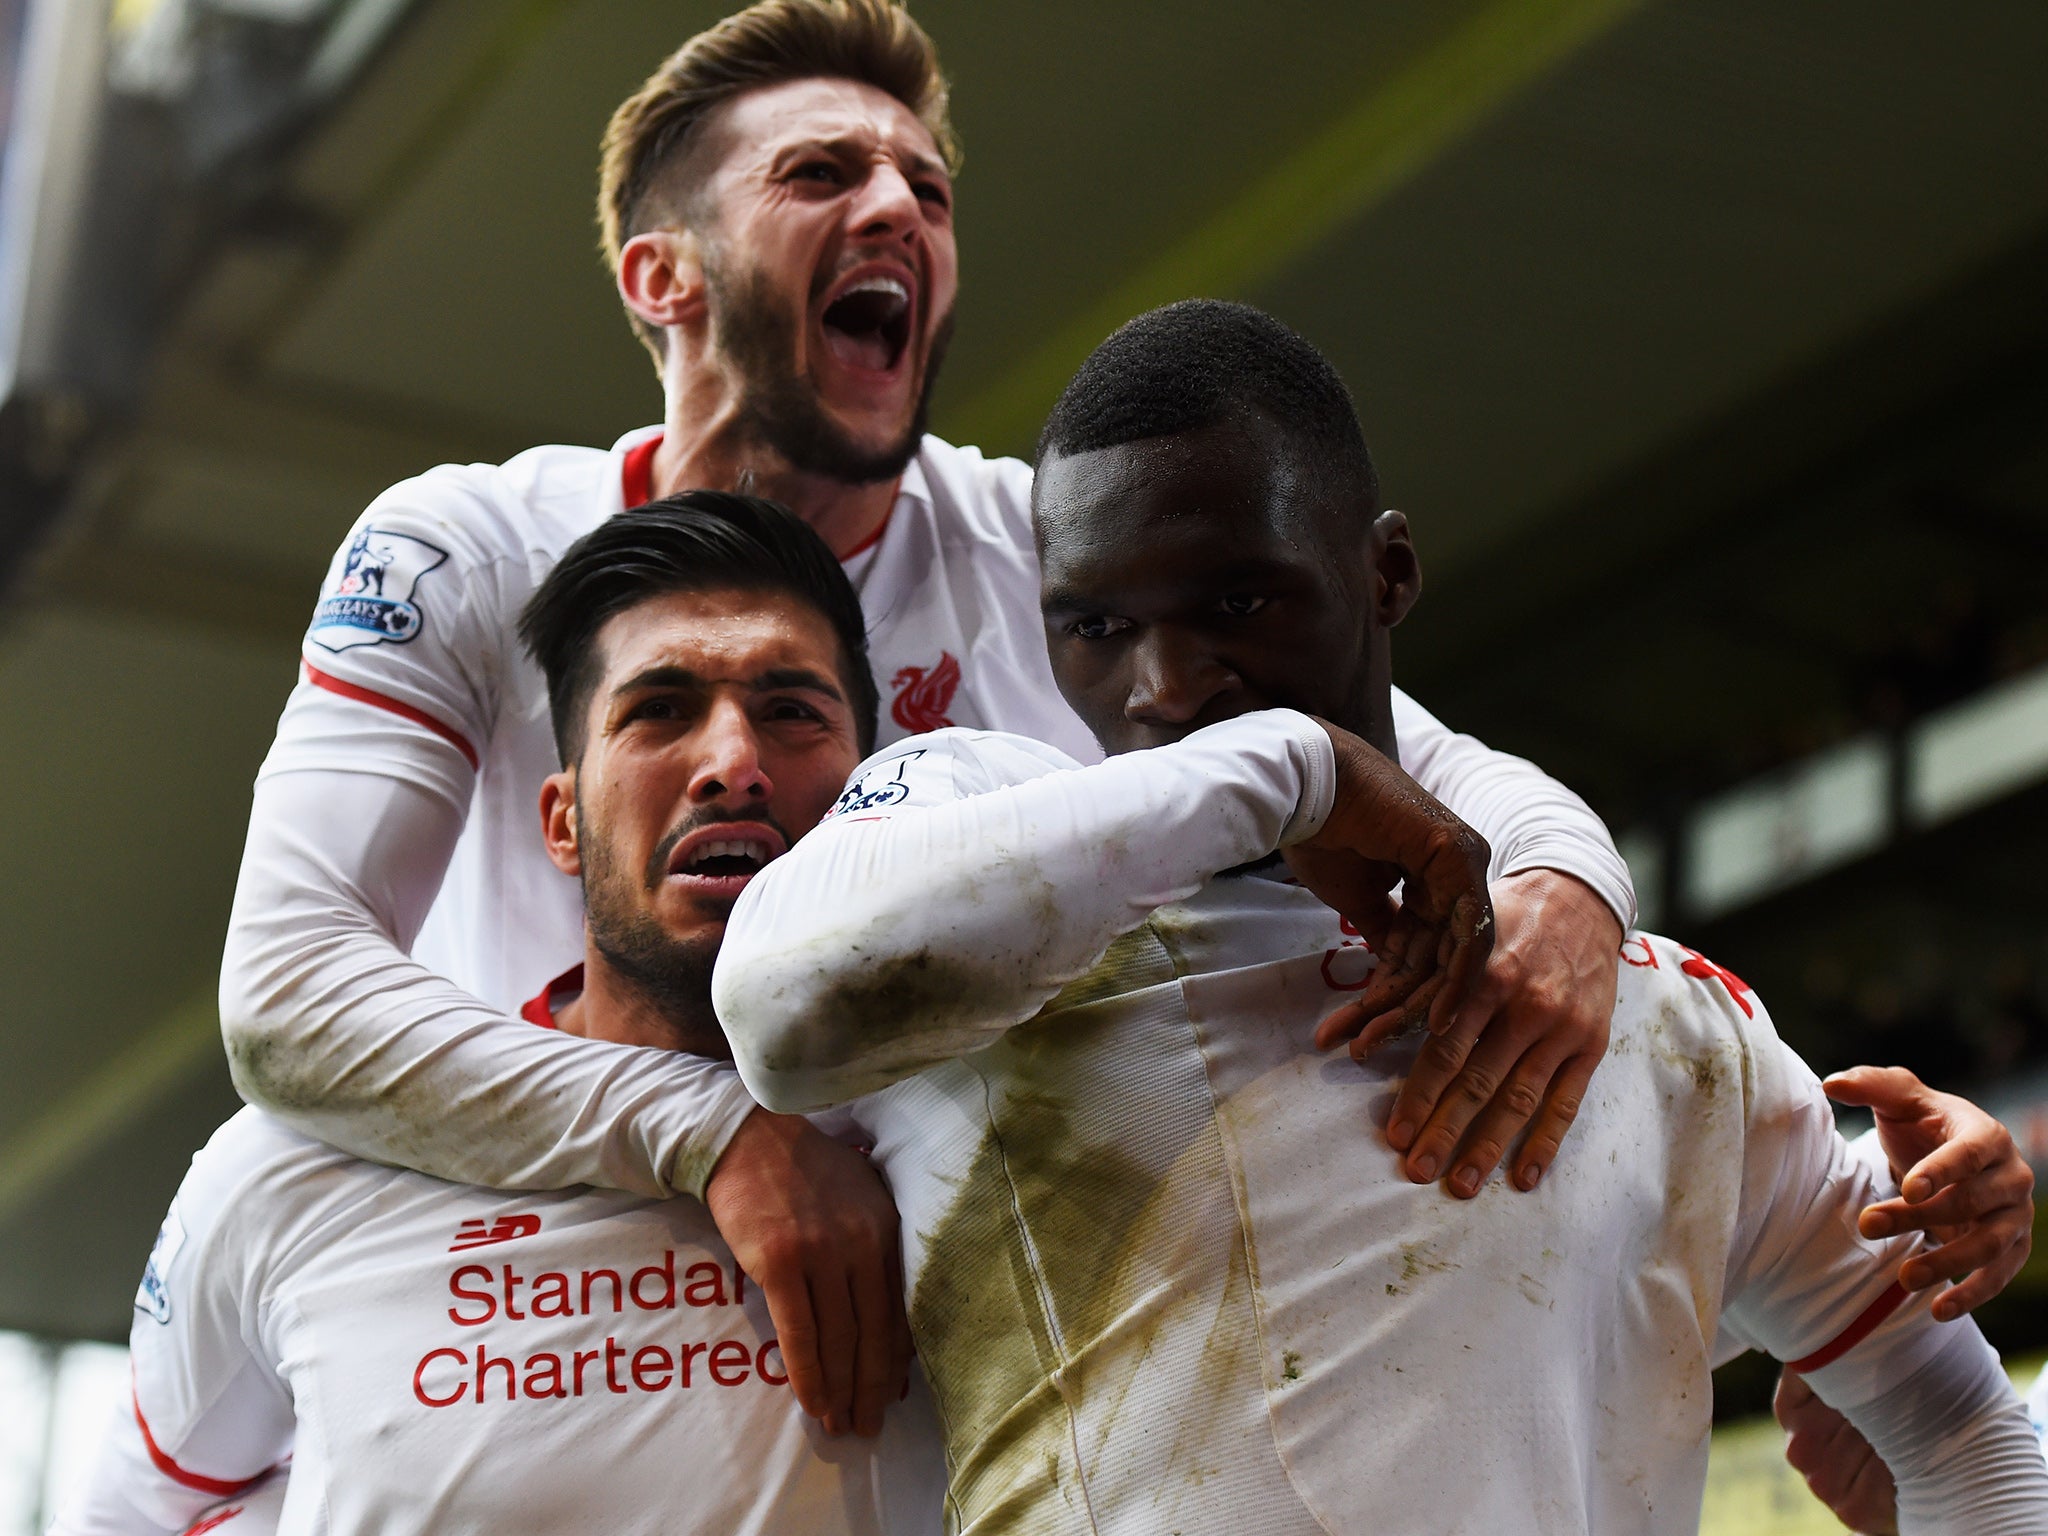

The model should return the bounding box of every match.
[770,134,949,181]
[1038,586,1099,615]
[1040,558,1311,616]
[611,663,846,704]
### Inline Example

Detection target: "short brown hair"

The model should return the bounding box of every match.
[598,0,959,361]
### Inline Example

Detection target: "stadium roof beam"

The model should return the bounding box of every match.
[947,0,1644,455]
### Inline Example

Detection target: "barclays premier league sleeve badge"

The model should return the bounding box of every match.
[135,1208,186,1324]
[308,526,450,652]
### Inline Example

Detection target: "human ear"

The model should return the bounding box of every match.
[1369,510,1422,629]
[540,770,582,878]
[616,228,707,335]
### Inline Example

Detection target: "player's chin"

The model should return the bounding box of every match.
[658,876,748,929]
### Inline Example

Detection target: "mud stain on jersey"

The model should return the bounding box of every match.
[909,926,1259,1533]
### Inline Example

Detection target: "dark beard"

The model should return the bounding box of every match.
[707,254,953,485]
[587,912,728,1059]
[577,801,747,1059]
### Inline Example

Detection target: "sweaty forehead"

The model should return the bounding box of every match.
[704,75,943,173]
[1036,426,1325,580]
[594,587,840,687]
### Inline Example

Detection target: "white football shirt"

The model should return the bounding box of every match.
[52,1099,945,1536]
[716,716,2017,1534]
[226,426,1634,1198]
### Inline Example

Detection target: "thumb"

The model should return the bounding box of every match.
[1822,1064,1929,1115]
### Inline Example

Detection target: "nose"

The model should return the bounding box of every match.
[687,697,773,807]
[851,156,922,243]
[1124,628,1240,728]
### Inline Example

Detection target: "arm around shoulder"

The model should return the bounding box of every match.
[717,713,1334,1111]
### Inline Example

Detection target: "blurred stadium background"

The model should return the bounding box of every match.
[1,0,2044,1529]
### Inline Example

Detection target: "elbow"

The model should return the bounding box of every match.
[217,926,315,1114]
[713,954,846,1114]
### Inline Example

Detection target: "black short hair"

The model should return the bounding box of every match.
[1035,299,1379,513]
[518,492,879,764]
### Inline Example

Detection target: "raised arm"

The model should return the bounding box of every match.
[717,710,1494,1113]
[219,488,755,1199]
[221,765,756,1196]
[717,714,1332,1111]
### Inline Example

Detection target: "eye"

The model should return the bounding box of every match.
[793,160,845,186]
[763,697,826,723]
[1217,594,1268,618]
[625,696,683,724]
[1066,615,1133,641]
[914,180,951,211]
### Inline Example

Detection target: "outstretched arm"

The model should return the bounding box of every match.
[717,712,1492,1113]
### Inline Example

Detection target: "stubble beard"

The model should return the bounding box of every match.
[706,252,954,486]
[576,801,730,1059]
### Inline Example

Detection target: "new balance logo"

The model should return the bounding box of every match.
[449,1214,541,1252]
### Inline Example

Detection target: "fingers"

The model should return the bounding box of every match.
[1424,899,1496,1038]
[1900,1224,2032,1317]
[1429,1038,1570,1198]
[886,1240,914,1404]
[1346,912,1435,1024]
[760,1262,828,1423]
[1822,1064,1929,1114]
[846,1245,897,1438]
[1772,1367,1817,1427]
[1897,1130,1998,1207]
[808,1267,858,1437]
[1925,1226,2033,1319]
[1382,1016,1481,1157]
[1859,1156,2030,1238]
[1510,1051,1597,1192]
[1395,1027,1528,1188]
[1774,1369,1900,1535]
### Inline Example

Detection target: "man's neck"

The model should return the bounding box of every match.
[652,382,897,560]
[551,950,731,1061]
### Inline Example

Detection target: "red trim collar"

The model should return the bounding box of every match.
[620,429,893,563]
[621,433,661,509]
[836,508,893,562]
[520,964,584,1029]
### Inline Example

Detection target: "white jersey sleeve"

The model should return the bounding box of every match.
[1390,688,1635,927]
[1702,977,2048,1529]
[50,1121,295,1536]
[716,710,1335,1112]
[221,471,759,1200]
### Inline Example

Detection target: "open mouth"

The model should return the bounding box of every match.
[821,274,912,374]
[671,836,777,881]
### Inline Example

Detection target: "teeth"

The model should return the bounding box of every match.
[684,838,772,871]
[839,275,909,311]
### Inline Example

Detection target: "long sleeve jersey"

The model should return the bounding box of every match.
[50,975,947,1536]
[221,427,1635,1199]
[713,713,2048,1535]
